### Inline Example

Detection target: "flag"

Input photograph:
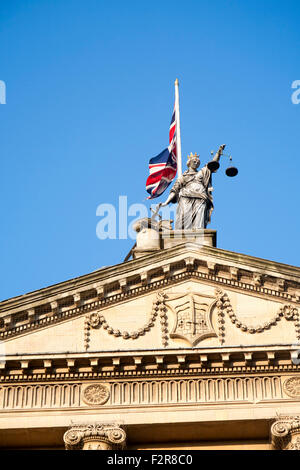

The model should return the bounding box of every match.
[146,106,177,199]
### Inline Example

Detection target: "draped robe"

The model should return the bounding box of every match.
[170,165,214,230]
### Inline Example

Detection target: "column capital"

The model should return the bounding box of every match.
[271,415,300,450]
[63,423,126,450]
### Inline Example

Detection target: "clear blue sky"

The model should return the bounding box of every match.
[0,0,299,301]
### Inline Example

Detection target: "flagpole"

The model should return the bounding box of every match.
[174,78,183,178]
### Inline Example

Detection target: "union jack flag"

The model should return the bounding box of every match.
[146,106,177,199]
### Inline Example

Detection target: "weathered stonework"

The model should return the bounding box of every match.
[1,242,299,344]
[81,383,110,406]
[283,377,300,398]
[271,415,300,450]
[0,232,299,449]
[63,423,126,450]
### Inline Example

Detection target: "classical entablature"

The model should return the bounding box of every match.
[0,239,299,449]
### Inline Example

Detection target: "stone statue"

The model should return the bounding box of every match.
[158,145,225,230]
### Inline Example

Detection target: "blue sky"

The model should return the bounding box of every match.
[0,0,299,301]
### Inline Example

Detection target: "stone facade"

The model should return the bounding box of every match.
[0,229,299,449]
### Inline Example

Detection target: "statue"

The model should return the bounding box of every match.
[158,145,226,230]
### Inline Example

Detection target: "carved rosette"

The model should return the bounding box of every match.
[283,377,300,398]
[63,423,126,450]
[82,383,110,406]
[271,416,300,450]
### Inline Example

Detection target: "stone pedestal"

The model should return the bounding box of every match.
[132,218,217,259]
[163,229,216,249]
[132,218,161,259]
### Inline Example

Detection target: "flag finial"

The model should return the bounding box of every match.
[175,78,179,85]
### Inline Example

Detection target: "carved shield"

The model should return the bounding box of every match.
[166,292,217,346]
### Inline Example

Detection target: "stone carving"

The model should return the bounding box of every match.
[253,274,263,287]
[88,312,102,328]
[1,259,298,343]
[82,286,300,349]
[215,289,300,344]
[158,293,169,347]
[0,349,298,388]
[63,423,126,450]
[82,383,110,406]
[0,375,291,410]
[283,377,300,398]
[166,292,217,346]
[215,288,226,344]
[84,291,168,349]
[288,437,300,450]
[282,304,298,321]
[271,415,300,450]
[159,145,225,229]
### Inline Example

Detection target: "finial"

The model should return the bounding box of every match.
[175,78,179,85]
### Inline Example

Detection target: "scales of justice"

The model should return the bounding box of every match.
[153,144,238,231]
[128,79,238,260]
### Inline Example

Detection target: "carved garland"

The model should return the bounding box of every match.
[1,269,299,342]
[215,288,300,345]
[84,291,168,350]
[84,287,300,348]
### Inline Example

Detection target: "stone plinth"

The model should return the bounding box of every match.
[162,229,216,249]
[132,218,216,259]
[132,217,161,259]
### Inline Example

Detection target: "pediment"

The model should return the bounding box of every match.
[0,243,299,355]
[1,277,299,358]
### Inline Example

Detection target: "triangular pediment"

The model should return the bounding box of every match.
[0,242,299,356]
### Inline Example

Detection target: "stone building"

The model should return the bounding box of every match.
[0,222,299,450]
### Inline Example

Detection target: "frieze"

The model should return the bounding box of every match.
[0,374,292,411]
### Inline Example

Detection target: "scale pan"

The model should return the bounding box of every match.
[225,166,238,177]
[207,161,220,171]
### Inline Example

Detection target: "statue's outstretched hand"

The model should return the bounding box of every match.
[160,192,176,207]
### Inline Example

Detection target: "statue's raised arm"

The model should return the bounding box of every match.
[157,145,226,230]
[211,144,226,165]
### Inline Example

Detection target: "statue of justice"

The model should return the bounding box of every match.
[157,144,227,230]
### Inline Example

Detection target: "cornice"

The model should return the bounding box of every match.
[1,243,299,312]
[0,346,299,383]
